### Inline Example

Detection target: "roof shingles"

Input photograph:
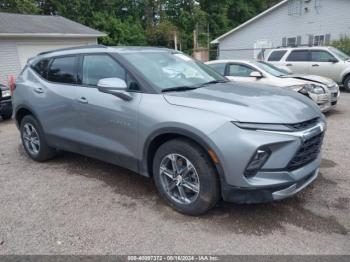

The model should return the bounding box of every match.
[0,12,105,37]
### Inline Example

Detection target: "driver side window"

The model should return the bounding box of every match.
[82,54,126,86]
[311,51,336,62]
[229,64,255,77]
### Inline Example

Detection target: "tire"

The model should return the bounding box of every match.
[153,138,220,216]
[20,115,56,162]
[1,113,12,120]
[343,76,350,92]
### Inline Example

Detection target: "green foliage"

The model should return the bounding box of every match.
[331,36,350,56]
[0,0,39,14]
[0,0,281,53]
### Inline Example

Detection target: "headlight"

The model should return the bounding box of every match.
[232,122,293,132]
[301,84,325,95]
[287,85,305,92]
[1,90,11,98]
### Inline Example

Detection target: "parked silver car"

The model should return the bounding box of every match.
[266,46,350,92]
[206,60,340,112]
[13,46,326,215]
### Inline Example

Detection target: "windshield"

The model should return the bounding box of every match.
[120,51,227,91]
[329,47,350,61]
[252,61,290,77]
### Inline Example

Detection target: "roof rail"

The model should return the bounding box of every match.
[275,44,315,49]
[38,44,107,56]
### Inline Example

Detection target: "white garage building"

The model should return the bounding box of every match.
[0,12,105,84]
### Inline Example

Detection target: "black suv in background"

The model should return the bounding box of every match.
[0,84,12,120]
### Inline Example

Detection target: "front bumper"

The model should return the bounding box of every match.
[210,120,325,204]
[0,99,13,115]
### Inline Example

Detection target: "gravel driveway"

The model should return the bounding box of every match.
[0,94,349,255]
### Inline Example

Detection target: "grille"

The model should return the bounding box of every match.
[288,132,324,170]
[286,118,319,131]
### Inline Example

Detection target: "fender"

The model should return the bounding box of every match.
[14,104,40,129]
[140,127,225,180]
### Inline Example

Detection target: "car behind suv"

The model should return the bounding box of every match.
[0,83,12,120]
[266,46,350,92]
[13,46,326,215]
[206,59,339,112]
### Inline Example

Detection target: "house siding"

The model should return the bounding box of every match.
[217,0,350,59]
[0,37,97,84]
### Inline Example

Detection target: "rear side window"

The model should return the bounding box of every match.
[286,50,310,62]
[207,63,226,76]
[82,54,126,86]
[48,56,77,84]
[268,50,287,61]
[32,58,50,79]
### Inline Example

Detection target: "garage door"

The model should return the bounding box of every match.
[16,44,83,68]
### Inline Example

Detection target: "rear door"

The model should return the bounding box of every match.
[309,50,342,80]
[284,50,311,74]
[75,53,141,171]
[31,55,81,151]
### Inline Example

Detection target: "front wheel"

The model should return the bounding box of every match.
[153,139,220,216]
[343,76,350,92]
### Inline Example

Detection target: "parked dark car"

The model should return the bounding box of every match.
[0,83,13,120]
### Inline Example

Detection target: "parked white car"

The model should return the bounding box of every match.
[206,60,339,112]
[265,46,350,92]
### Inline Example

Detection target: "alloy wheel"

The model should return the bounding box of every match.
[159,153,200,205]
[22,123,40,155]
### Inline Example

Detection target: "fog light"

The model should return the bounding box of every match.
[245,148,271,177]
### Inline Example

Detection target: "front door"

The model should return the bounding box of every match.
[309,50,342,80]
[75,54,141,171]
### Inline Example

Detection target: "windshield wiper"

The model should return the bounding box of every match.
[161,86,198,93]
[197,79,229,87]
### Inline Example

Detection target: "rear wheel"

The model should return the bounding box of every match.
[344,76,350,92]
[20,115,56,162]
[153,138,220,216]
[1,113,12,120]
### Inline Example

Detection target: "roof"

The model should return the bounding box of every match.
[0,12,106,38]
[31,46,176,61]
[211,0,288,44]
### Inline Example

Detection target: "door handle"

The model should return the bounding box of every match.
[286,64,293,67]
[78,97,88,104]
[312,64,320,67]
[34,87,44,94]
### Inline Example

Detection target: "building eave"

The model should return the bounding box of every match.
[0,33,107,38]
[211,0,288,44]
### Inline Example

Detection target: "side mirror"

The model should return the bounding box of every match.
[250,71,263,78]
[329,58,338,63]
[97,78,133,101]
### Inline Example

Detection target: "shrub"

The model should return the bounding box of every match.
[331,36,350,55]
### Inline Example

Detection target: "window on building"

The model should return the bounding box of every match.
[314,35,325,46]
[286,50,310,62]
[268,51,287,62]
[288,0,302,16]
[287,37,297,47]
[47,56,77,84]
[315,0,322,8]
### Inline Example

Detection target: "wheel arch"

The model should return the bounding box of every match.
[141,127,222,179]
[14,105,38,129]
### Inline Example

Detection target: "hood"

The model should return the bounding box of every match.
[163,82,321,124]
[284,74,334,86]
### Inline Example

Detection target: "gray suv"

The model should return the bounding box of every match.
[13,46,326,215]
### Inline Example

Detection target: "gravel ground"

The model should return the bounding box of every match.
[0,94,349,255]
